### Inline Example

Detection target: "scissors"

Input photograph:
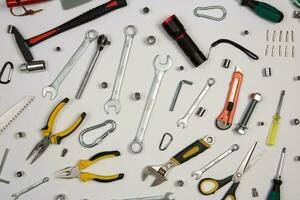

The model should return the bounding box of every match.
[198,142,257,200]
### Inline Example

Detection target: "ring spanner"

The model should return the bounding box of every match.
[129,55,172,154]
[42,30,98,100]
[105,25,137,114]
[191,144,239,180]
[177,78,215,129]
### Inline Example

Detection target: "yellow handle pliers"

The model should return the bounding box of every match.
[27,98,86,164]
[55,151,124,183]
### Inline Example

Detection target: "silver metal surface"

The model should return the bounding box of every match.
[191,144,239,180]
[177,78,215,129]
[129,55,172,154]
[42,30,98,100]
[169,80,193,111]
[0,148,9,176]
[105,25,137,114]
[79,120,116,148]
[112,192,175,200]
[275,147,286,180]
[0,96,35,134]
[276,90,285,115]
[194,6,227,21]
[11,177,49,199]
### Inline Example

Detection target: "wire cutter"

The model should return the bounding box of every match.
[198,142,257,200]
[55,151,124,183]
[27,98,86,164]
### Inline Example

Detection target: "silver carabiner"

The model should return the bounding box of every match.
[79,120,116,148]
[194,6,227,21]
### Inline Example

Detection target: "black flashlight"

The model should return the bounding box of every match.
[162,15,207,67]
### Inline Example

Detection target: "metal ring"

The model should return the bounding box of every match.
[146,36,156,45]
[207,78,216,86]
[125,25,137,37]
[79,120,116,148]
[194,6,227,21]
[86,30,99,41]
[0,61,14,84]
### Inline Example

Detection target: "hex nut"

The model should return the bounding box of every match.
[15,171,25,178]
[16,132,26,139]
[56,194,67,200]
[142,7,150,14]
[176,180,184,187]
[146,36,156,45]
[100,82,108,89]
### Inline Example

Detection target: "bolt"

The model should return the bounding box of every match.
[222,59,231,68]
[236,93,262,135]
[196,107,206,117]
[251,188,259,197]
[61,148,68,157]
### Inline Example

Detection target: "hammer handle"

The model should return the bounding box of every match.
[26,0,127,47]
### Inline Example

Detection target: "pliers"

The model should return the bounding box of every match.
[55,151,124,183]
[27,98,86,164]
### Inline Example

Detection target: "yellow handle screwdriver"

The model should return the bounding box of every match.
[267,90,285,146]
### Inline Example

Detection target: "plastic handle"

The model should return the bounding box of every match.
[199,175,233,195]
[266,114,280,146]
[171,139,211,165]
[254,2,284,23]
[267,179,282,200]
[79,172,124,183]
[78,151,121,170]
[221,182,240,200]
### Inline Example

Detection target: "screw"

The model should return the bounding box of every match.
[196,107,206,117]
[251,188,259,197]
[142,7,150,14]
[176,180,184,187]
[61,148,68,157]
[100,82,108,89]
[236,93,262,135]
[222,59,231,68]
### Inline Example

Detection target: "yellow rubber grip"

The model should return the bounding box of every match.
[266,114,280,146]
[79,172,124,183]
[41,98,69,137]
[50,112,86,144]
[78,151,120,170]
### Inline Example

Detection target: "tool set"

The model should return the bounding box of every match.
[0,1,298,199]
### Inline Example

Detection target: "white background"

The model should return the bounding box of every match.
[0,0,299,199]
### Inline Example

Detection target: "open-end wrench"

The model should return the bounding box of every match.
[129,55,172,154]
[112,192,174,200]
[104,25,137,114]
[177,78,215,129]
[11,177,49,199]
[191,144,239,180]
[42,30,98,100]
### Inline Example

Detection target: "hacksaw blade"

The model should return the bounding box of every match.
[0,96,35,134]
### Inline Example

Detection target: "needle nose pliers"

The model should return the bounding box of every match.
[55,151,124,183]
[27,98,86,164]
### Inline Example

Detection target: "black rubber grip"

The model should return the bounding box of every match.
[221,182,240,200]
[172,139,210,165]
[89,151,121,161]
[93,173,124,183]
[26,0,127,46]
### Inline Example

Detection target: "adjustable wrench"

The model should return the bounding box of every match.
[42,30,98,100]
[191,144,239,180]
[112,192,175,200]
[177,78,215,129]
[104,25,137,114]
[216,66,243,130]
[129,55,172,154]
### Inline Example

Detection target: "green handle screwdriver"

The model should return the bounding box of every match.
[267,147,286,200]
[241,0,284,23]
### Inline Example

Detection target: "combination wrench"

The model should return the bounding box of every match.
[42,30,98,100]
[129,55,172,154]
[112,192,174,200]
[177,78,215,129]
[191,144,239,180]
[104,25,137,114]
[11,177,49,199]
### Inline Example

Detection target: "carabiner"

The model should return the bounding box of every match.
[159,133,173,151]
[194,6,227,21]
[79,120,116,148]
[0,62,14,84]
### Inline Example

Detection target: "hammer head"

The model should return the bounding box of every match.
[142,164,168,187]
[8,25,33,63]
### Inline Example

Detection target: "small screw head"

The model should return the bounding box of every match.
[251,93,262,102]
[132,92,141,101]
[55,46,62,52]
[292,119,300,125]
[257,121,265,126]
[56,194,67,200]
[178,66,184,71]
[15,171,25,177]
[142,7,150,14]
[16,132,26,139]
[61,148,68,157]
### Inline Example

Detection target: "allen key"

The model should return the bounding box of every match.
[169,80,193,111]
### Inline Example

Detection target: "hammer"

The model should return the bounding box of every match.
[8,0,127,63]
